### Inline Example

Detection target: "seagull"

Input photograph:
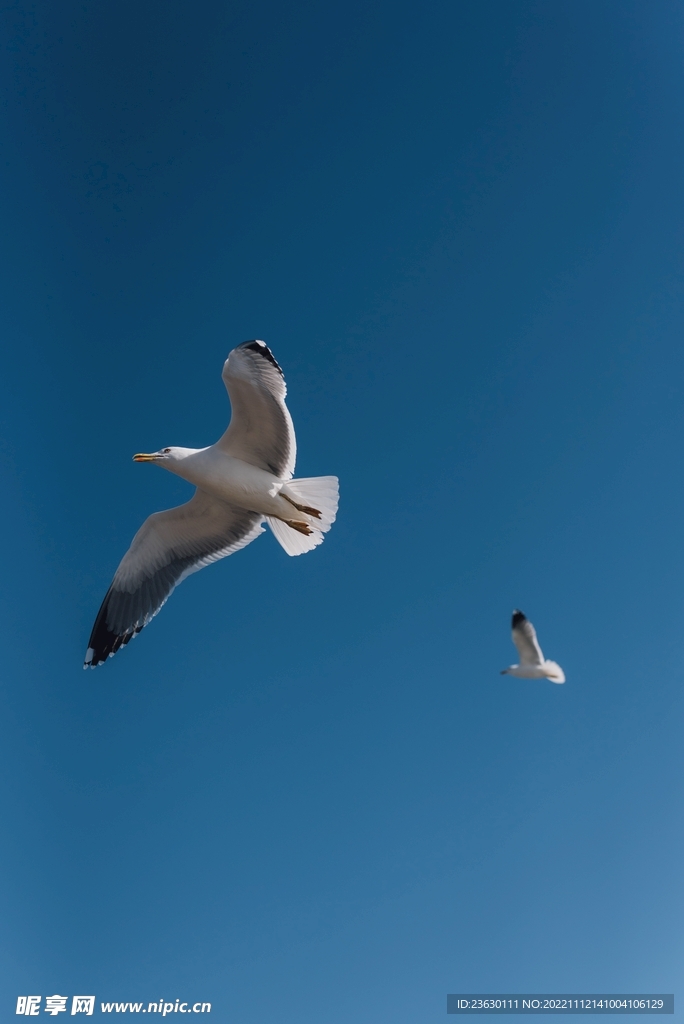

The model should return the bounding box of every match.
[501,609,565,683]
[84,340,339,668]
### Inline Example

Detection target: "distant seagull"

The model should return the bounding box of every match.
[84,340,339,668]
[501,610,565,684]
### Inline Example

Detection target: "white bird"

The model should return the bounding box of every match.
[501,609,565,683]
[84,340,339,668]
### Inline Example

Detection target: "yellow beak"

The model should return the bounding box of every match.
[133,453,157,462]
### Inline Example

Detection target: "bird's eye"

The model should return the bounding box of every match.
[163,448,171,454]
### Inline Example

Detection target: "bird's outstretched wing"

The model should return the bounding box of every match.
[216,340,296,479]
[84,490,264,668]
[511,609,544,665]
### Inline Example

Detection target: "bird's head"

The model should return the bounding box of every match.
[133,446,186,465]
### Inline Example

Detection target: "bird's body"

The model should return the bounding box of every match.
[504,661,565,682]
[154,446,301,520]
[501,609,565,684]
[84,340,339,668]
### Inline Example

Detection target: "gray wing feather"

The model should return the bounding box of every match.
[512,617,545,666]
[216,340,296,479]
[84,490,264,667]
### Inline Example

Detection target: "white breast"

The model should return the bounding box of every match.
[170,447,285,514]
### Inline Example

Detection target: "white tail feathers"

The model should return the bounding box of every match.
[267,516,324,555]
[544,661,566,684]
[268,476,339,556]
[284,476,339,531]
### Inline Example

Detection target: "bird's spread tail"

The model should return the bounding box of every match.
[545,661,566,684]
[268,476,339,556]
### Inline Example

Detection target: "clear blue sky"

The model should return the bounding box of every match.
[0,0,682,1019]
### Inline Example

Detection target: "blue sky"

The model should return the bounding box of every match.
[0,0,683,1020]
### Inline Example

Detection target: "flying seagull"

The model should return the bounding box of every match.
[501,610,565,683]
[84,340,339,668]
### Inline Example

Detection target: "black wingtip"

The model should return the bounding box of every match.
[240,339,283,376]
[84,587,138,669]
[511,609,527,628]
